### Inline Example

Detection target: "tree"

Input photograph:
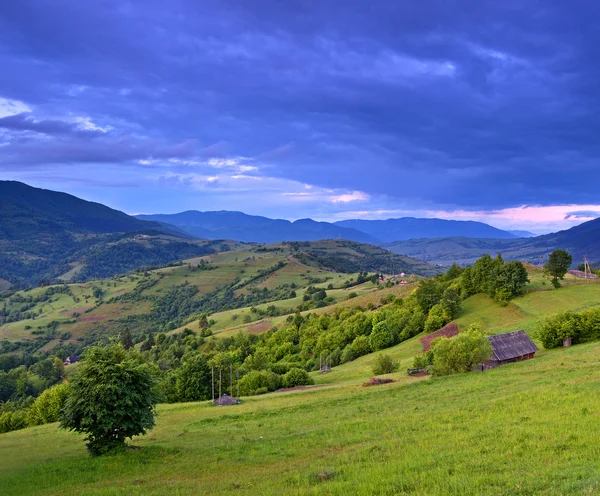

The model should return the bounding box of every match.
[544,249,573,287]
[120,328,133,350]
[431,325,492,376]
[492,261,529,304]
[59,344,159,456]
[414,279,444,313]
[174,353,211,402]
[198,314,209,330]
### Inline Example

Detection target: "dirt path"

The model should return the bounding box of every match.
[2,327,36,340]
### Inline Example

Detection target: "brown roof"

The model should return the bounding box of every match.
[488,330,538,361]
[420,322,459,352]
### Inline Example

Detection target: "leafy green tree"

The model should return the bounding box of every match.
[544,249,573,287]
[414,279,444,313]
[424,304,450,334]
[198,314,209,330]
[351,335,371,357]
[174,353,211,402]
[369,321,395,351]
[431,325,492,376]
[440,287,461,319]
[492,261,529,304]
[140,333,155,351]
[444,263,462,281]
[60,344,160,456]
[120,328,133,350]
[26,383,70,426]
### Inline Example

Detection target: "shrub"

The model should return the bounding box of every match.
[412,350,434,369]
[535,308,600,349]
[0,409,27,434]
[26,383,70,426]
[238,370,281,396]
[283,368,314,388]
[371,354,399,375]
[60,344,160,456]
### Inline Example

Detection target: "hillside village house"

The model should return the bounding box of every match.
[64,355,80,366]
[483,330,538,369]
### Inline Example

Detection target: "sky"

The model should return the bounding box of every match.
[1,1,600,234]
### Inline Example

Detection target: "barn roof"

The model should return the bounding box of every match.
[488,330,538,361]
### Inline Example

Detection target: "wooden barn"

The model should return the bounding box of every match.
[483,330,538,369]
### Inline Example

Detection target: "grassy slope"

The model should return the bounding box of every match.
[2,342,600,495]
[6,267,600,494]
[1,241,429,349]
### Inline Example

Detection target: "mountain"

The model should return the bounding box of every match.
[384,217,600,266]
[0,181,174,239]
[508,230,537,238]
[0,181,236,287]
[136,211,377,244]
[333,217,518,241]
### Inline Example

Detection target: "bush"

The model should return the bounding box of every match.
[371,353,399,375]
[26,383,70,426]
[431,327,492,376]
[412,350,434,369]
[282,368,314,388]
[535,308,600,349]
[238,370,281,396]
[60,344,160,456]
[0,409,27,434]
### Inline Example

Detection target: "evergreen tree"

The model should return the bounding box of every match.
[120,328,133,350]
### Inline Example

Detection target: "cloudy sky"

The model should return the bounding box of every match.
[1,1,600,234]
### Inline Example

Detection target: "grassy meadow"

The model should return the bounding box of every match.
[1,341,600,495]
[5,255,600,494]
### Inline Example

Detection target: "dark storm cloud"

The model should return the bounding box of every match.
[0,113,105,137]
[1,0,600,209]
[564,211,600,220]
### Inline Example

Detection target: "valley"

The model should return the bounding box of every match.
[2,263,600,495]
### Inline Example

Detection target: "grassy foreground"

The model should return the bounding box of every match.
[2,340,600,495]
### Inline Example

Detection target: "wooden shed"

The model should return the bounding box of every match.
[484,330,538,368]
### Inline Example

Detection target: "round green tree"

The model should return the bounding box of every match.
[544,249,573,287]
[59,344,160,456]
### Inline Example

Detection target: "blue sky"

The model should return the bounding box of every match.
[1,1,600,234]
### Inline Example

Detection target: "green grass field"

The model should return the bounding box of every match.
[2,340,600,495]
[4,274,600,494]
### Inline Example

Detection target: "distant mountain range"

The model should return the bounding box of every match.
[136,211,377,244]
[384,217,600,266]
[137,211,527,243]
[3,180,598,286]
[333,217,522,241]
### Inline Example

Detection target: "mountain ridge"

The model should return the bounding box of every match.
[137,210,523,243]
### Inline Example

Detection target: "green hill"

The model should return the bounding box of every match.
[0,240,435,355]
[3,275,600,494]
[0,181,227,287]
